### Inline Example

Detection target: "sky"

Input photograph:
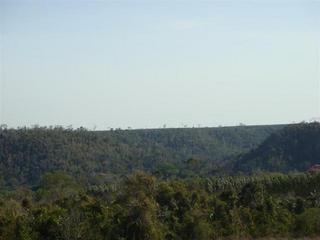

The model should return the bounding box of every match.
[0,0,319,129]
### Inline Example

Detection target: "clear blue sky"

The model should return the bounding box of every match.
[1,0,319,129]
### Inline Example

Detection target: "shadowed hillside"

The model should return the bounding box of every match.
[233,122,320,173]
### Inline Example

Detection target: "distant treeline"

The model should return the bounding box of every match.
[1,171,320,239]
[0,124,282,187]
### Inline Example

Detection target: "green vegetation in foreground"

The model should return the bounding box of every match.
[1,171,320,239]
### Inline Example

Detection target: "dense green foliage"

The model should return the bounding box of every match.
[1,122,320,239]
[0,125,282,186]
[1,171,320,239]
[234,123,320,173]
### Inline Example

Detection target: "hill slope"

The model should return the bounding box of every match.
[233,122,320,173]
[0,125,282,186]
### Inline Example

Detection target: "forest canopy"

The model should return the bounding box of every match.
[1,123,320,239]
